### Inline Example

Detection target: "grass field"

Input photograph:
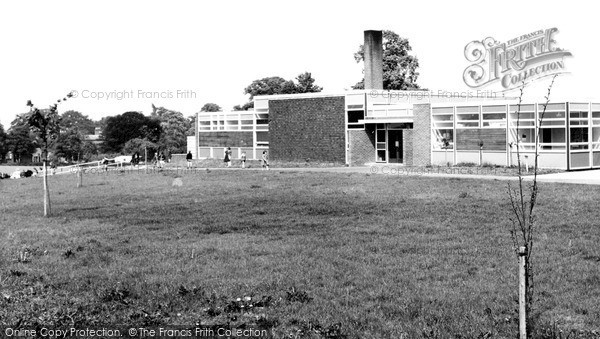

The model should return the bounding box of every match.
[0,169,599,338]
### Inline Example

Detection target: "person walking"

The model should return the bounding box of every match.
[261,150,269,170]
[152,152,158,169]
[240,151,247,169]
[101,157,109,172]
[158,152,165,169]
[186,151,193,169]
[224,147,232,167]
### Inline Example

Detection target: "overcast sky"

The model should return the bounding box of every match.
[1,0,597,128]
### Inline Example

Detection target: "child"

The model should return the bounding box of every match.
[101,157,109,172]
[261,150,269,170]
[158,152,165,169]
[224,147,232,167]
[240,151,247,169]
[186,151,193,169]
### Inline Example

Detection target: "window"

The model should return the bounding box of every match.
[456,106,480,128]
[569,103,589,150]
[432,107,454,149]
[348,110,364,123]
[348,110,365,130]
[508,104,536,150]
[593,103,600,150]
[376,128,386,162]
[482,104,506,128]
[256,131,269,147]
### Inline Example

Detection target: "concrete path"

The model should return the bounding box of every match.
[265,165,600,186]
[531,169,600,185]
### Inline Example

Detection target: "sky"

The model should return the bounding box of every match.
[1,0,598,129]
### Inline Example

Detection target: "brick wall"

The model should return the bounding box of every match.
[269,97,346,162]
[198,132,253,148]
[403,129,413,166]
[412,104,431,166]
[349,126,376,165]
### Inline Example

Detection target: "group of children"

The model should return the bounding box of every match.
[185,148,269,170]
[224,147,269,170]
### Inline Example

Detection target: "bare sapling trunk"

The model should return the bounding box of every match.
[43,155,51,217]
[508,74,558,338]
[77,165,83,188]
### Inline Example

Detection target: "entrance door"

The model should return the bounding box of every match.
[388,130,403,163]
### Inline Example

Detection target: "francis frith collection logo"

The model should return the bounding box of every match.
[463,28,572,91]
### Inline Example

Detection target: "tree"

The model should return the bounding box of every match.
[353,30,420,90]
[243,76,292,100]
[81,141,98,161]
[122,138,158,158]
[295,72,323,93]
[53,128,83,161]
[151,106,190,155]
[238,73,323,110]
[6,117,37,163]
[186,115,196,136]
[23,92,73,216]
[61,110,95,135]
[233,102,254,111]
[200,103,222,112]
[507,76,558,337]
[0,123,7,161]
[102,112,162,152]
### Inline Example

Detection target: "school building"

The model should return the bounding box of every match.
[188,31,600,170]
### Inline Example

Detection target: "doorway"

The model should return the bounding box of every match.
[388,130,403,163]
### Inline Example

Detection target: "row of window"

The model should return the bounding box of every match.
[432,103,600,151]
[197,113,269,131]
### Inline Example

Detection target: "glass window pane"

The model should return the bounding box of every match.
[482,105,506,113]
[570,103,589,111]
[456,122,479,128]
[432,107,453,114]
[456,114,479,121]
[509,112,535,120]
[571,128,589,143]
[541,111,566,119]
[510,104,534,111]
[570,111,588,119]
[348,110,364,123]
[432,129,453,150]
[456,106,479,113]
[514,128,536,143]
[593,127,600,143]
[540,120,565,126]
[542,103,566,110]
[482,113,506,120]
[540,128,565,143]
[433,115,453,121]
[570,120,588,126]
[483,121,507,128]
[540,145,566,150]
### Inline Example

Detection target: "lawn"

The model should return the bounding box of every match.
[0,169,599,338]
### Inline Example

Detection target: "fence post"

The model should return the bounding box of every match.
[519,246,527,339]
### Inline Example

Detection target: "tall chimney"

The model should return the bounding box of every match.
[364,30,383,90]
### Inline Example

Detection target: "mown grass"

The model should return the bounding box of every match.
[0,170,599,338]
